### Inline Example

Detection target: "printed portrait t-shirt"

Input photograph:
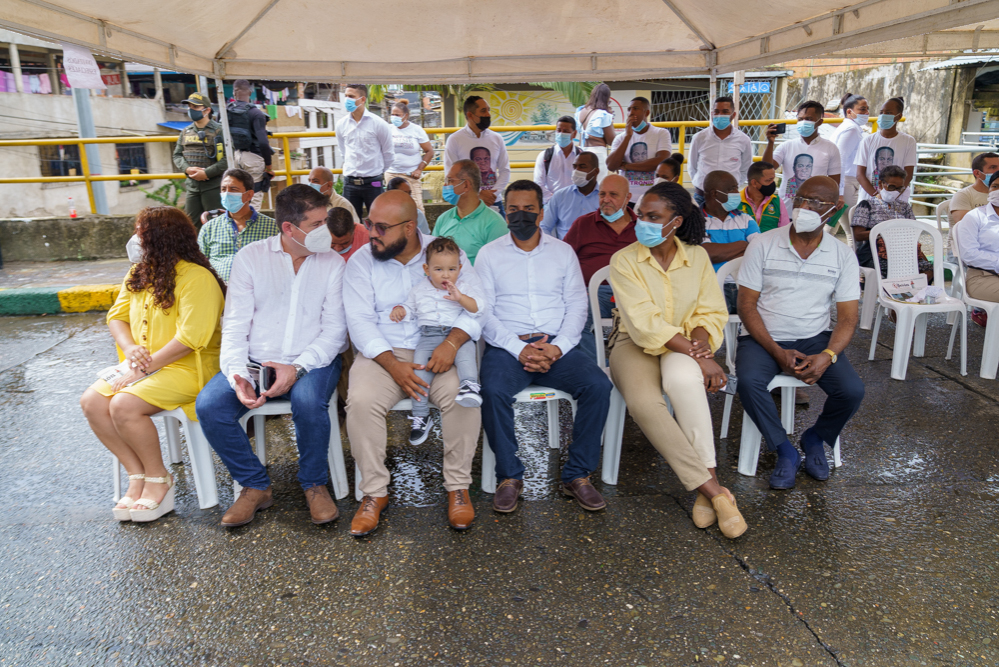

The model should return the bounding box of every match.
[854,132,918,203]
[772,136,841,205]
[610,125,673,202]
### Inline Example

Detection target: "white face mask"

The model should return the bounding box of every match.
[791,207,826,234]
[126,234,144,264]
[292,224,333,254]
[989,190,999,207]
[571,169,592,188]
[880,188,902,203]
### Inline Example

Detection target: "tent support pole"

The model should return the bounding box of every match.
[215,77,235,167]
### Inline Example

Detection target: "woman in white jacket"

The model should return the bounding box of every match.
[832,93,870,208]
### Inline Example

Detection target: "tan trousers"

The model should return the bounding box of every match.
[966,267,999,302]
[336,343,355,403]
[234,150,267,210]
[385,172,425,211]
[842,175,860,208]
[609,333,714,491]
[346,348,479,497]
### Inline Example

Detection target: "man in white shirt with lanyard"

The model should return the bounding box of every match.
[533,115,581,204]
[687,96,754,205]
[344,190,484,536]
[476,180,613,515]
[335,84,395,217]
[443,95,511,211]
[197,184,348,528]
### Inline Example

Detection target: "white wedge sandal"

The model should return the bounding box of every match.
[129,473,175,523]
[112,473,145,521]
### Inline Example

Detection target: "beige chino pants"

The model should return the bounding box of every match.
[966,267,999,302]
[346,348,479,497]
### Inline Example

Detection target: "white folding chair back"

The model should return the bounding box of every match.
[948,225,999,378]
[589,265,614,371]
[237,399,350,500]
[112,407,219,510]
[846,205,881,330]
[867,218,967,380]
[715,258,742,439]
[934,199,962,298]
[737,375,841,477]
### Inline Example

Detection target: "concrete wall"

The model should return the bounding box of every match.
[0,93,175,219]
[786,61,956,144]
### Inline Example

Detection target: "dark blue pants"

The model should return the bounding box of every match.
[344,181,383,218]
[480,338,612,484]
[196,358,342,490]
[735,332,864,452]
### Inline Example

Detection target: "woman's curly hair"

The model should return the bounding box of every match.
[126,206,226,310]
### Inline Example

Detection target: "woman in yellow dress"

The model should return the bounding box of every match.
[80,206,225,522]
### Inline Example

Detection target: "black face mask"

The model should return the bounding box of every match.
[757,181,777,197]
[507,210,539,241]
[476,115,492,131]
[188,108,205,122]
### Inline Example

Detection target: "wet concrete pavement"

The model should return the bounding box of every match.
[1,312,997,666]
[0,260,131,290]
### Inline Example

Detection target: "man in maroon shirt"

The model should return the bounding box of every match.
[563,174,637,362]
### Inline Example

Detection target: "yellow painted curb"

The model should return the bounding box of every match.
[57,284,121,313]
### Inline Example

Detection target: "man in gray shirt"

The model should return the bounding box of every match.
[735,176,865,490]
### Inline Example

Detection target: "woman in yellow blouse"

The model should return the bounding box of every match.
[80,206,225,523]
[609,182,747,539]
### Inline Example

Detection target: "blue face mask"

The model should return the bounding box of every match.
[442,184,461,205]
[878,113,896,130]
[391,115,403,127]
[632,120,648,133]
[717,192,742,212]
[336,244,352,256]
[712,115,731,131]
[345,97,359,113]
[221,192,246,215]
[635,220,667,247]
[309,182,328,197]
[554,132,572,148]
[601,207,625,223]
[797,120,816,138]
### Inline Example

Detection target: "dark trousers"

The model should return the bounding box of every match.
[344,181,384,218]
[735,332,864,452]
[480,338,612,484]
[184,186,221,227]
[195,358,342,490]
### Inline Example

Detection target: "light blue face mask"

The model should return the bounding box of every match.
[309,182,328,196]
[336,244,352,256]
[221,192,246,215]
[632,120,648,133]
[345,97,358,113]
[717,192,742,212]
[797,120,816,138]
[442,184,461,205]
[712,115,731,131]
[635,220,668,247]
[602,207,625,223]
[878,113,896,130]
[391,116,403,127]
[554,132,572,148]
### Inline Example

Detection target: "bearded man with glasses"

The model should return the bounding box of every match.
[343,190,485,535]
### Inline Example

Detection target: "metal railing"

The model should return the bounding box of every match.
[0,118,859,215]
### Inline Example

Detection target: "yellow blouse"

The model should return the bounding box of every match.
[101,260,224,420]
[609,237,728,357]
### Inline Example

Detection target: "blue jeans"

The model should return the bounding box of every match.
[578,283,614,364]
[480,337,612,484]
[196,358,342,490]
[413,326,478,418]
[735,333,864,452]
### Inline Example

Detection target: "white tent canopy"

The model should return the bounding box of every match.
[2,0,999,83]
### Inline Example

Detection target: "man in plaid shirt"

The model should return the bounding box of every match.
[198,169,280,281]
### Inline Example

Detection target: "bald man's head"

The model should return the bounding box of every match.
[309,167,334,184]
[703,170,737,196]
[367,190,419,261]
[599,174,630,218]
[797,176,839,205]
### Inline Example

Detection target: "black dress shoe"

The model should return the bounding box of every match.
[492,479,523,513]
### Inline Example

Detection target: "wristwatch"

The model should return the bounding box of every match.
[821,349,838,364]
[293,364,307,380]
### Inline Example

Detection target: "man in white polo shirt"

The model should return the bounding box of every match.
[736,176,865,491]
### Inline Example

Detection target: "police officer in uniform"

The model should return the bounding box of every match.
[173,92,227,224]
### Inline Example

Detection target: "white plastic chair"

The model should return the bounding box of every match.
[736,375,842,477]
[716,258,742,439]
[236,399,350,500]
[588,265,629,486]
[112,407,220,510]
[934,199,962,299]
[948,225,999,379]
[867,219,967,380]
[842,205,880,330]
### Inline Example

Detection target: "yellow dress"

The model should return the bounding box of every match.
[92,260,224,421]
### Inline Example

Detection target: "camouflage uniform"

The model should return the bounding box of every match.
[173,94,227,223]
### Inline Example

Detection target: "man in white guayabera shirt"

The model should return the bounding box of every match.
[344,190,484,536]
[197,184,347,529]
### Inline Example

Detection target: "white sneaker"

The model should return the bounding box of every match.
[408,415,431,445]
[455,380,482,408]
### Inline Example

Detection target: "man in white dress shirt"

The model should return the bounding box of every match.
[476,180,613,515]
[533,115,582,204]
[344,190,484,535]
[197,184,348,528]
[443,96,511,210]
[687,96,754,205]
[335,84,395,217]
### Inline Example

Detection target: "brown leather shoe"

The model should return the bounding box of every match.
[305,485,339,525]
[560,476,606,511]
[448,489,475,530]
[350,495,389,537]
[221,486,274,527]
[492,478,523,513]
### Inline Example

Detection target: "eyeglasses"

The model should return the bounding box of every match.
[363,219,410,236]
[881,184,906,192]
[791,196,836,211]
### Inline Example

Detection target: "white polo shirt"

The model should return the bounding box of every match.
[737,226,860,341]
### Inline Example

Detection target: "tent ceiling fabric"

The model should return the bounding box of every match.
[2,0,998,82]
